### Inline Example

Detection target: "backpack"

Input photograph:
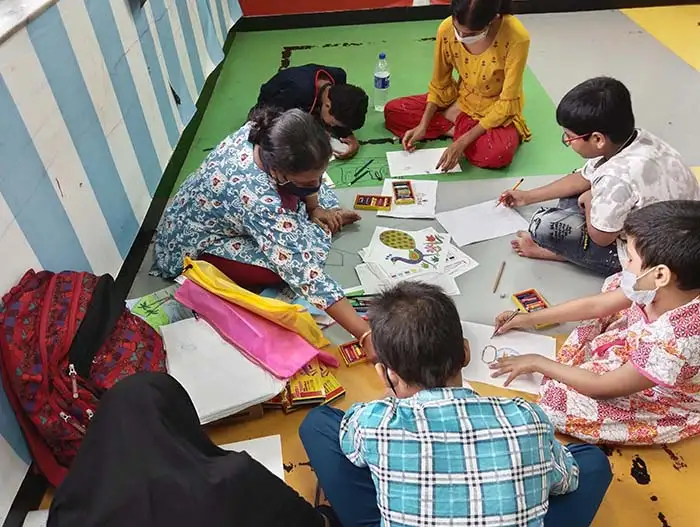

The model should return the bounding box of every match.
[0,269,167,487]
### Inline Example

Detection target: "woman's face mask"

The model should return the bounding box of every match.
[620,267,659,306]
[454,26,489,45]
[277,175,322,197]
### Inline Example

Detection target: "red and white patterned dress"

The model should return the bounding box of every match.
[540,275,700,445]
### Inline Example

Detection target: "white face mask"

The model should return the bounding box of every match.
[620,267,658,306]
[454,26,488,45]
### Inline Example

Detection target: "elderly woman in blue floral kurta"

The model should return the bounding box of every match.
[152,108,372,349]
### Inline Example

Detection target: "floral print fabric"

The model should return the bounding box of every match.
[152,124,344,310]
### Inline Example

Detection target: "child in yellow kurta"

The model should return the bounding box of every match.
[384,0,530,170]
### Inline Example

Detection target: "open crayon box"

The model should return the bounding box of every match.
[511,288,557,329]
[338,340,368,367]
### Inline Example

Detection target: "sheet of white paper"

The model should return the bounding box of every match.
[386,148,461,177]
[377,179,438,219]
[445,245,479,278]
[161,319,286,424]
[436,200,529,247]
[22,510,48,527]
[365,227,451,280]
[460,321,556,394]
[329,137,350,157]
[322,171,336,188]
[220,435,284,480]
[355,263,388,295]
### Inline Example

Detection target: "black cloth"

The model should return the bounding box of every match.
[48,372,325,527]
[253,64,351,138]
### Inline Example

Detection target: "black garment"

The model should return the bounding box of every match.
[48,372,325,527]
[253,64,351,138]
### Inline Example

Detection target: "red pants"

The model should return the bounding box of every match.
[199,254,283,288]
[384,94,520,169]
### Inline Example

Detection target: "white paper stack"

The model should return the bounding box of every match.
[377,179,438,219]
[386,148,461,177]
[161,318,286,424]
[353,227,480,296]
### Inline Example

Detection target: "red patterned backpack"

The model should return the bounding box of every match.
[0,270,167,487]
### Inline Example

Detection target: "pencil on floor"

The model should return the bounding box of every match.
[493,261,506,293]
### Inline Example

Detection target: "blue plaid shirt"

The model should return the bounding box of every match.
[340,388,578,526]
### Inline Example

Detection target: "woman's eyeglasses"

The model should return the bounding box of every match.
[481,345,520,365]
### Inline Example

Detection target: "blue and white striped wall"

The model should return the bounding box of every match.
[0,0,241,517]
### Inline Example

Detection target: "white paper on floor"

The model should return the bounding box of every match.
[436,200,529,247]
[220,435,284,480]
[445,244,479,278]
[377,179,438,219]
[386,148,461,177]
[460,321,556,394]
[22,510,48,527]
[161,318,286,424]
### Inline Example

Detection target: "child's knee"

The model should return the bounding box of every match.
[299,405,343,444]
[569,444,614,484]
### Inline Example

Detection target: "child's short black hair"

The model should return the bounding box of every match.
[328,84,368,131]
[556,77,635,144]
[368,282,465,388]
[623,200,700,291]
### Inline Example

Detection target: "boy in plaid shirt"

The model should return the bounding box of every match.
[300,282,612,527]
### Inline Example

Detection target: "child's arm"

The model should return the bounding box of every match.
[528,404,579,495]
[579,191,620,247]
[501,172,590,207]
[495,289,631,334]
[491,358,656,400]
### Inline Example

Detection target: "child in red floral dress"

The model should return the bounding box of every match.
[491,200,700,445]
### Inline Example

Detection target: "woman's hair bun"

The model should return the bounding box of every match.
[248,106,283,145]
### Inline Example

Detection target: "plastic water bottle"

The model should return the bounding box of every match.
[373,52,390,112]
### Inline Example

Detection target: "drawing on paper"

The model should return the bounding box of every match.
[378,230,446,270]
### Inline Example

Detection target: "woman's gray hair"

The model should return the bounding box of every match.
[248,107,331,175]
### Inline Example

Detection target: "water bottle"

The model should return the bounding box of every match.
[373,52,390,112]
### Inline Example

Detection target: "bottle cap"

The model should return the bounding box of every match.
[379,52,386,59]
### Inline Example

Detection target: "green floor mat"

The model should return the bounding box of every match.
[175,20,580,194]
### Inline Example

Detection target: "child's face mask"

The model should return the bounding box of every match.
[620,267,658,306]
[454,26,488,45]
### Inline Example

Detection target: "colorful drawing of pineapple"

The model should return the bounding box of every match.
[379,230,430,268]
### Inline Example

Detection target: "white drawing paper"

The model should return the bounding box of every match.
[377,179,438,219]
[460,321,556,394]
[220,435,284,481]
[364,227,451,281]
[161,319,286,424]
[22,510,48,527]
[436,200,529,247]
[386,148,461,177]
[445,245,479,278]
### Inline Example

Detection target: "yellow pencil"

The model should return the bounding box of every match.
[497,178,525,207]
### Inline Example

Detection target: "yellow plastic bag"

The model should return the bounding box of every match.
[182,257,330,349]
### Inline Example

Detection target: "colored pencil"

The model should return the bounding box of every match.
[492,310,520,338]
[493,261,506,293]
[496,178,525,207]
[349,159,374,186]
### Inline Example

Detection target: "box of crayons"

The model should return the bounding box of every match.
[354,194,392,211]
[264,358,346,413]
[339,340,368,367]
[511,288,557,329]
[392,180,416,205]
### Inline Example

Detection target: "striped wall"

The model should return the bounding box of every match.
[0,0,241,518]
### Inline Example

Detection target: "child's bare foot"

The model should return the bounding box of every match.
[338,208,361,226]
[511,231,566,261]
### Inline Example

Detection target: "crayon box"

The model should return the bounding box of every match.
[354,194,393,211]
[511,288,557,329]
[338,340,368,367]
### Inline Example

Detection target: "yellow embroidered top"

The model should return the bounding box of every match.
[427,15,531,141]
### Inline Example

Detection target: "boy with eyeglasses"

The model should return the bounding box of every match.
[300,281,612,527]
[500,76,699,276]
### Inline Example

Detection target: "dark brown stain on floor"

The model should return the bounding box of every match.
[631,455,651,485]
[658,512,671,527]
[662,445,688,471]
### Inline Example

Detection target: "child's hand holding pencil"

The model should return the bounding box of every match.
[497,178,528,208]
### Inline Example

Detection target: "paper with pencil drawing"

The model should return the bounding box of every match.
[386,148,461,177]
[436,200,529,247]
[460,321,556,394]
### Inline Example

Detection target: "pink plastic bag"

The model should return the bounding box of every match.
[175,280,338,379]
